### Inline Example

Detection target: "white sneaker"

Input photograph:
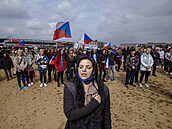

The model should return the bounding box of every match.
[145,84,149,88]
[139,83,142,87]
[44,83,48,87]
[40,83,43,87]
[108,79,111,82]
[113,80,117,83]
[61,83,64,86]
[156,66,159,68]
[31,82,34,85]
[166,72,169,75]
[170,73,172,75]
[28,83,31,87]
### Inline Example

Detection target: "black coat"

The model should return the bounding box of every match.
[108,52,117,65]
[1,56,14,70]
[67,56,75,68]
[98,54,107,68]
[64,81,111,129]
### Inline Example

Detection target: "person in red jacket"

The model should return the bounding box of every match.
[54,49,67,87]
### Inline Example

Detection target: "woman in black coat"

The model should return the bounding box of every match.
[67,50,75,80]
[1,52,14,81]
[64,55,111,129]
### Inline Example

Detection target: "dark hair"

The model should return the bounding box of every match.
[71,55,105,108]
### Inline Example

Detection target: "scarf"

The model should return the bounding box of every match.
[77,73,95,85]
[61,55,64,70]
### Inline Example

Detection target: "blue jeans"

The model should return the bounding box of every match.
[17,71,26,88]
[99,66,106,80]
[158,59,164,68]
[107,65,116,80]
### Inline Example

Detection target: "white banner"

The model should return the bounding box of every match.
[74,42,78,49]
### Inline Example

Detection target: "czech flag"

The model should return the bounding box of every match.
[12,40,24,50]
[79,33,93,49]
[49,56,56,65]
[53,21,72,40]
[104,57,109,69]
[104,42,111,49]
[152,44,156,50]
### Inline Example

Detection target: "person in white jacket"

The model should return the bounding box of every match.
[139,48,154,88]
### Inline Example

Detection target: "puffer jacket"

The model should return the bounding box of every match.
[140,53,154,71]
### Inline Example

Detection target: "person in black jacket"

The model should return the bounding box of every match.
[98,49,107,82]
[63,55,111,129]
[134,47,141,84]
[151,48,160,76]
[67,50,75,80]
[107,48,117,82]
[1,52,14,81]
[122,46,129,72]
[46,47,56,82]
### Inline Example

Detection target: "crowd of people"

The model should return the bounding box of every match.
[0,45,171,91]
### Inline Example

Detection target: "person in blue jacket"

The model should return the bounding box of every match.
[35,49,49,88]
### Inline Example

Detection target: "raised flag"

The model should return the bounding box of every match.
[53,21,72,40]
[79,33,93,45]
[12,40,24,50]
[79,33,93,49]
[152,44,156,50]
[104,42,111,49]
[49,56,56,65]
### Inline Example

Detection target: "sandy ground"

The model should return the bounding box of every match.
[0,62,172,129]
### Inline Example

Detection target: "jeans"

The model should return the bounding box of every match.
[25,71,33,84]
[4,69,12,80]
[107,65,116,80]
[140,71,150,84]
[99,66,106,80]
[39,71,47,83]
[158,58,164,68]
[17,71,26,88]
[125,69,136,85]
[57,71,64,87]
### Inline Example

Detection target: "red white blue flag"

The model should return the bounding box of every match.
[152,44,156,50]
[12,40,24,50]
[79,33,93,49]
[104,42,111,49]
[53,21,72,40]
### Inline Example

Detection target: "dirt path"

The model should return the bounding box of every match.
[0,65,171,129]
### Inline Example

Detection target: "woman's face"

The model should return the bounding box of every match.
[3,53,7,57]
[78,59,93,80]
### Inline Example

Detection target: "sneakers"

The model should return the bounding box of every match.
[44,83,48,87]
[61,83,64,86]
[145,84,149,88]
[28,83,31,87]
[18,87,22,91]
[31,82,34,85]
[113,80,117,83]
[24,86,29,89]
[131,84,136,87]
[166,72,169,75]
[156,66,159,68]
[108,79,111,82]
[125,85,128,88]
[40,83,43,87]
[139,83,142,87]
[170,73,172,75]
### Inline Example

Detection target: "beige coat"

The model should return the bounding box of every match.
[14,56,28,72]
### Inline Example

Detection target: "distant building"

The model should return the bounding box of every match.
[1,38,73,49]
[120,43,139,47]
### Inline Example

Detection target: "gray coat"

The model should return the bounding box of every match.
[140,53,154,71]
[25,53,34,71]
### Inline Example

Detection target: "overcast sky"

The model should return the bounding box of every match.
[0,0,172,45]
